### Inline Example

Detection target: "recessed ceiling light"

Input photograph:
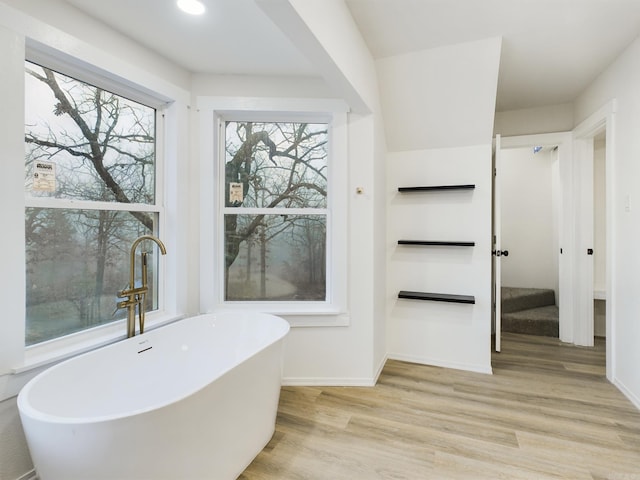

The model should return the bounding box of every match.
[177,0,205,15]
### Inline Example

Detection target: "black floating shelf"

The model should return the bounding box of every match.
[398,184,475,192]
[398,290,475,304]
[398,240,475,247]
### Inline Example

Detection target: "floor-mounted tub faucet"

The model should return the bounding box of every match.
[117,235,167,338]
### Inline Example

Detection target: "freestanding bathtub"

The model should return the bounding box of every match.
[18,312,290,480]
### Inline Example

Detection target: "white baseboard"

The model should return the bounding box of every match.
[614,378,640,411]
[282,355,388,388]
[282,376,377,387]
[372,354,388,385]
[387,352,493,375]
[15,470,37,480]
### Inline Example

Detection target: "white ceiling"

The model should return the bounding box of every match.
[63,0,640,112]
[63,0,318,76]
[346,0,640,111]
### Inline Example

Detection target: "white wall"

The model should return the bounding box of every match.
[0,398,31,480]
[387,145,493,372]
[0,23,30,480]
[378,38,501,151]
[191,74,334,99]
[494,103,574,137]
[500,147,559,298]
[381,37,501,373]
[0,22,26,401]
[283,0,379,113]
[574,33,640,408]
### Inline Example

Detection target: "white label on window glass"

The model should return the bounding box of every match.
[33,161,56,192]
[229,182,243,204]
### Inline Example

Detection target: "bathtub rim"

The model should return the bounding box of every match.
[17,311,289,425]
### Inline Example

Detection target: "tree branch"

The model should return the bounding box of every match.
[26,67,153,230]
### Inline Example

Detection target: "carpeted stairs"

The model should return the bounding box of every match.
[501,287,559,337]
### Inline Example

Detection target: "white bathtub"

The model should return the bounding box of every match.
[18,312,290,480]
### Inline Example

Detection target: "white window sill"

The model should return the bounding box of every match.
[210,302,350,327]
[14,311,185,375]
[1,312,185,402]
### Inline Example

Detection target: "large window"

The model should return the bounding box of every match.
[24,60,162,345]
[223,121,328,301]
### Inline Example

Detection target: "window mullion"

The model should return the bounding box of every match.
[25,197,161,213]
[222,207,327,216]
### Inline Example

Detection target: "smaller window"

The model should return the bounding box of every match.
[222,121,328,302]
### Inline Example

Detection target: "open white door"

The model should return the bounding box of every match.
[573,137,595,346]
[493,135,502,352]
[557,137,575,344]
[498,133,573,344]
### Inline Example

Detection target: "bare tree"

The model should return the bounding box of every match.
[25,64,155,229]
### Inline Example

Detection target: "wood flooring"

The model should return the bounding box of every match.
[239,333,640,479]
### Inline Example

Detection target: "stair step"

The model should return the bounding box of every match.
[501,287,556,313]
[502,305,559,337]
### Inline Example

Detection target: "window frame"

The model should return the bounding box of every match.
[2,45,189,381]
[221,117,330,303]
[22,56,170,360]
[198,97,349,326]
[0,20,190,402]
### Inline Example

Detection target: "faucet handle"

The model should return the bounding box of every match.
[117,283,130,298]
[113,298,131,316]
[118,285,147,297]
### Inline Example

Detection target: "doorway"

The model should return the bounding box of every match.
[494,103,615,380]
[496,136,607,343]
[572,100,616,383]
[493,132,573,353]
[500,144,560,337]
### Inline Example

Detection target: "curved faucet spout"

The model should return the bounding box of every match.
[118,235,167,338]
[128,235,167,289]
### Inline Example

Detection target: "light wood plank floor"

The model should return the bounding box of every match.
[240,333,640,479]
